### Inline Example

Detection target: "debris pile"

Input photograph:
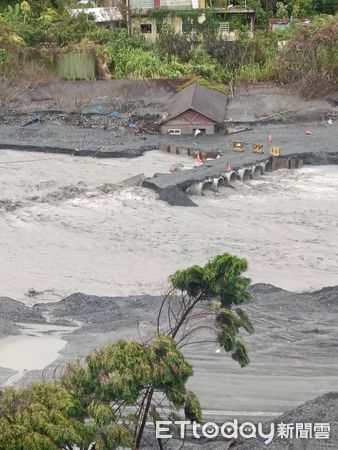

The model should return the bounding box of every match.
[0,110,161,136]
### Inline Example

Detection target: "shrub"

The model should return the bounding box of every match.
[273,18,338,94]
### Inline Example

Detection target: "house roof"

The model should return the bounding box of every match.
[70,7,123,23]
[164,83,226,124]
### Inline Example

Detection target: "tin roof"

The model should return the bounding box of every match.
[70,7,123,23]
[164,83,226,124]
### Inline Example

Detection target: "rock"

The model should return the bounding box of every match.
[158,186,197,207]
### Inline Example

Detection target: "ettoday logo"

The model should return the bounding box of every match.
[156,420,330,445]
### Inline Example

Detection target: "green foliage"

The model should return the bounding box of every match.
[0,48,8,63]
[204,34,251,85]
[158,24,196,62]
[170,254,254,367]
[276,1,289,18]
[105,29,192,79]
[270,0,338,18]
[1,0,336,87]
[0,254,256,449]
[62,335,197,447]
[0,383,88,450]
[170,254,252,308]
[63,336,194,405]
[290,0,315,18]
[151,8,218,34]
[273,18,338,89]
[184,391,202,422]
[314,0,338,15]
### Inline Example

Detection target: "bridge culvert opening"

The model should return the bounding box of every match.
[242,169,251,182]
[265,161,272,172]
[254,165,263,177]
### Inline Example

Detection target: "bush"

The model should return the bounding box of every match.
[273,18,338,93]
[157,24,196,62]
[0,48,8,63]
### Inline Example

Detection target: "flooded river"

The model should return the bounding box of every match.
[0,149,337,305]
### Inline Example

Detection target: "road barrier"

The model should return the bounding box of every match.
[253,144,264,153]
[233,141,245,152]
[270,146,281,157]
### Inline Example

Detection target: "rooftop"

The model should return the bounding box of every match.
[165,83,227,123]
[70,7,123,23]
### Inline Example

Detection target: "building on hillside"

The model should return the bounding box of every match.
[159,83,226,135]
[130,2,255,43]
[70,7,123,26]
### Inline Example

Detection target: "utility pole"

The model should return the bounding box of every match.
[266,0,270,32]
[126,0,132,37]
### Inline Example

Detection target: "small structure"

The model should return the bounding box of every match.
[58,51,96,80]
[269,18,290,31]
[159,83,226,135]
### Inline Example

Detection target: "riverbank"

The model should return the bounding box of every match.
[0,81,336,160]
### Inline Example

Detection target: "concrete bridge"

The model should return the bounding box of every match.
[185,159,273,196]
[143,150,320,206]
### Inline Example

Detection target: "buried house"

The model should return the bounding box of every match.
[159,83,226,135]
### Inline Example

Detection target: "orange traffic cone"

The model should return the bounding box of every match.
[196,153,203,165]
[226,162,232,172]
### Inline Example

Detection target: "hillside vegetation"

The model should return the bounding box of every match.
[0,1,337,97]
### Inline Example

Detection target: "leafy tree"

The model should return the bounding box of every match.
[62,254,253,450]
[20,1,30,23]
[0,383,89,450]
[290,0,315,18]
[62,336,199,449]
[314,0,338,15]
[0,254,254,450]
[275,1,289,18]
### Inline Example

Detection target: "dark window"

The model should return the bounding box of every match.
[182,21,194,33]
[193,128,206,135]
[140,24,152,33]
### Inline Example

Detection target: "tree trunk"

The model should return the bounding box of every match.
[134,388,154,450]
[229,79,235,98]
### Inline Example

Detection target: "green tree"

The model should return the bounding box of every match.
[20,1,31,23]
[62,336,199,449]
[0,383,89,450]
[314,0,338,15]
[62,253,253,450]
[290,0,315,17]
[0,253,254,450]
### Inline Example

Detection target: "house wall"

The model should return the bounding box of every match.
[130,0,194,9]
[160,110,216,135]
[131,16,183,43]
[131,12,251,43]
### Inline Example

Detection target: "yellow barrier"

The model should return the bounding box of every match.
[233,141,245,152]
[270,146,281,157]
[253,144,264,153]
